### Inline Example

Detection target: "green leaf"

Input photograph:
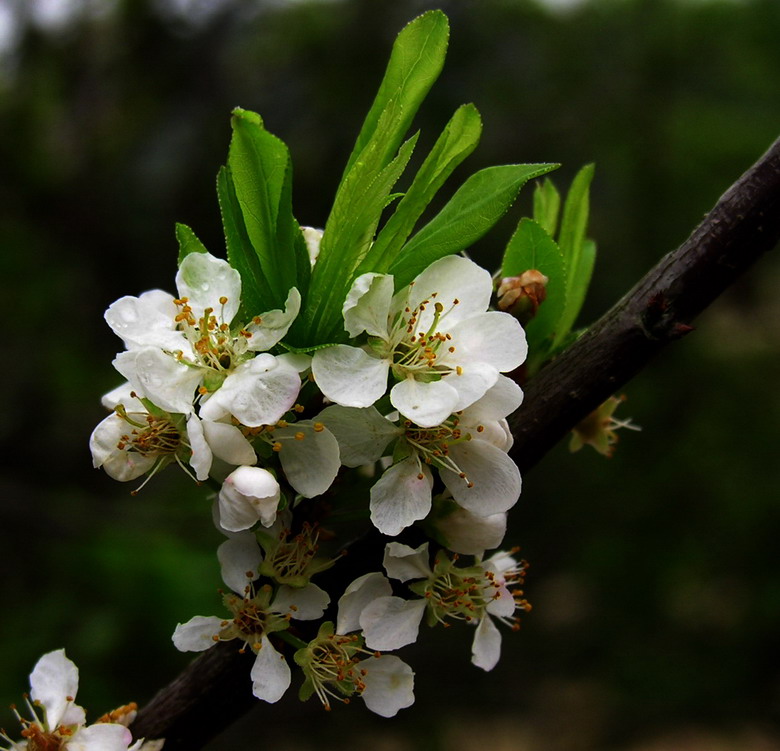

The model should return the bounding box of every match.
[501,218,567,348]
[216,165,273,317]
[554,164,596,345]
[357,103,483,276]
[175,223,209,266]
[228,108,298,309]
[298,134,418,345]
[340,10,449,184]
[389,162,559,288]
[532,178,561,237]
[556,238,596,343]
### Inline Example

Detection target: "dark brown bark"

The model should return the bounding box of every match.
[132,136,780,749]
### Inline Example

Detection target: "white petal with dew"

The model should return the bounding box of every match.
[360,655,415,717]
[471,615,502,671]
[175,251,241,324]
[312,345,389,408]
[245,287,301,351]
[442,441,521,516]
[172,616,223,652]
[390,377,459,428]
[273,583,330,621]
[448,311,528,372]
[275,421,340,498]
[250,636,291,704]
[342,272,394,338]
[370,459,433,536]
[336,572,393,635]
[200,354,300,427]
[201,420,256,466]
[217,533,262,594]
[29,649,80,729]
[360,596,427,652]
[104,289,184,352]
[113,347,201,415]
[383,542,431,583]
[66,723,134,751]
[397,255,493,331]
[317,406,401,467]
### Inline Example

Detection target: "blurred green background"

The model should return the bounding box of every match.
[1,0,779,749]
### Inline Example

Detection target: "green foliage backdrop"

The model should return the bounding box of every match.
[1,1,779,748]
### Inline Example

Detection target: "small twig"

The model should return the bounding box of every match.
[132,136,780,750]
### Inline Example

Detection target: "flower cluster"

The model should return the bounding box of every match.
[87,242,531,715]
[1,650,163,751]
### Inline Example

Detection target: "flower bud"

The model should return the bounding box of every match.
[497,270,549,325]
[218,466,281,531]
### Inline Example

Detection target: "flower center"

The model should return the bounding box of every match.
[403,416,475,486]
[172,296,252,390]
[296,631,377,710]
[258,522,336,588]
[220,585,290,650]
[384,292,463,380]
[114,406,182,457]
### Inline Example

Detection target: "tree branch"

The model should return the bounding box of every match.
[131,136,780,749]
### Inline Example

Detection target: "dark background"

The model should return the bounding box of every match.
[1,1,779,749]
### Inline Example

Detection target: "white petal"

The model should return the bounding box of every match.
[201,420,256,466]
[448,311,528,372]
[317,406,400,467]
[360,655,415,717]
[217,466,281,531]
[275,422,340,498]
[113,348,201,415]
[199,355,300,428]
[250,636,291,703]
[471,615,502,671]
[275,352,312,373]
[100,381,141,410]
[312,345,389,408]
[360,596,427,651]
[342,272,394,338]
[186,414,212,481]
[485,582,516,618]
[217,533,262,594]
[441,441,521,516]
[336,572,393,635]
[445,361,499,413]
[245,287,301,351]
[396,255,493,331]
[462,374,524,422]
[66,723,133,751]
[390,377,459,428]
[29,649,79,729]
[369,459,433,536]
[301,226,323,266]
[171,615,222,652]
[383,542,431,583]
[89,414,156,482]
[176,251,242,324]
[104,289,185,351]
[435,508,507,556]
[273,583,330,620]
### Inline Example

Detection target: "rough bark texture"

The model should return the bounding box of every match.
[132,136,780,750]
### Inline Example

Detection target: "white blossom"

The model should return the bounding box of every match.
[172,534,329,704]
[312,255,527,427]
[105,252,302,426]
[0,649,155,751]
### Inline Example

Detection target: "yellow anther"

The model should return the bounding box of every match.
[219,296,228,305]
[272,442,282,452]
[295,432,305,440]
[313,422,325,432]
[293,404,305,413]
[456,366,463,375]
